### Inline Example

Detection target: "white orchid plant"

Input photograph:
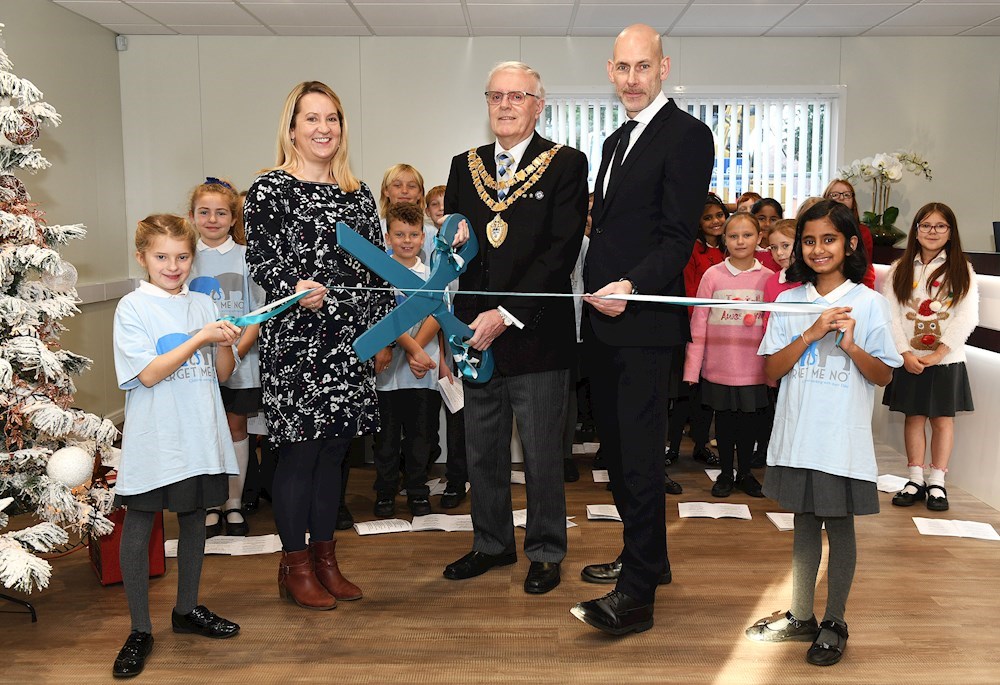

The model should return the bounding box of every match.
[837,151,932,243]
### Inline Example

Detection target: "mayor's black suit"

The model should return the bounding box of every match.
[584,98,714,604]
[445,132,588,562]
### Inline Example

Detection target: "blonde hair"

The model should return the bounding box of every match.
[268,81,360,193]
[487,61,546,99]
[135,214,197,256]
[188,178,244,245]
[796,196,824,219]
[379,164,425,217]
[770,218,797,242]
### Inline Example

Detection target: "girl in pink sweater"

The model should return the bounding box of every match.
[684,213,774,497]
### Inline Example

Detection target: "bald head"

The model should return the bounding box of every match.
[608,24,670,117]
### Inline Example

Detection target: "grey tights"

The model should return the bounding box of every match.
[120,509,206,633]
[790,512,856,626]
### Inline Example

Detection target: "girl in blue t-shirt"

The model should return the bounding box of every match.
[744,201,902,667]
[188,178,263,538]
[111,215,242,677]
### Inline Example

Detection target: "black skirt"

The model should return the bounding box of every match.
[220,386,264,415]
[882,361,974,418]
[764,466,879,517]
[700,379,770,413]
[114,474,229,513]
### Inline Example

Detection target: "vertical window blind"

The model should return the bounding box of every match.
[539,94,837,213]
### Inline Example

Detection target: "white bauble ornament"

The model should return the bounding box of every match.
[41,261,78,292]
[46,446,94,487]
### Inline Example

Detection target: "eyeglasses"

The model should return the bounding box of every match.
[828,191,854,200]
[917,222,950,234]
[485,91,539,106]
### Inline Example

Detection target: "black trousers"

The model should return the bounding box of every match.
[272,437,351,552]
[587,329,674,605]
[444,408,467,487]
[373,388,441,498]
[667,382,714,452]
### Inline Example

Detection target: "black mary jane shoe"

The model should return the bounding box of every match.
[171,605,240,639]
[692,446,720,467]
[806,620,848,666]
[664,473,683,495]
[891,482,926,507]
[112,631,153,678]
[664,448,680,467]
[745,610,819,643]
[711,473,734,498]
[336,503,355,530]
[926,485,949,512]
[223,509,249,537]
[205,509,223,538]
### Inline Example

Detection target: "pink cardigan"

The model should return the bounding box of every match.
[684,260,774,387]
[763,268,799,328]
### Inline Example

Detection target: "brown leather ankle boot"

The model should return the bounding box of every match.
[278,549,336,610]
[310,539,362,601]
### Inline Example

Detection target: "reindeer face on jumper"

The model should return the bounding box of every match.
[906,298,950,351]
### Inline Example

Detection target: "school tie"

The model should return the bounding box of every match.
[496,152,513,201]
[611,119,638,172]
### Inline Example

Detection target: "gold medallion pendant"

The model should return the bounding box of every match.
[487,214,508,248]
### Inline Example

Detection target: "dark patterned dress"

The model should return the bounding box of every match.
[244,170,393,446]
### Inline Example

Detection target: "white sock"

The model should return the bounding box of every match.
[927,467,946,494]
[903,465,925,494]
[205,509,220,526]
[225,437,250,523]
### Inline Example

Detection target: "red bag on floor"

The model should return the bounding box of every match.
[89,508,166,586]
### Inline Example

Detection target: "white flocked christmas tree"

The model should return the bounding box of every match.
[0,23,117,593]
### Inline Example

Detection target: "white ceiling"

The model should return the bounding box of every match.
[53,0,1000,37]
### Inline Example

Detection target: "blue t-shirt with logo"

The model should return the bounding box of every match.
[759,281,902,482]
[113,284,238,496]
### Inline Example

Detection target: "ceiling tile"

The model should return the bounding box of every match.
[167,24,273,34]
[241,3,364,26]
[372,25,471,35]
[779,4,909,26]
[691,0,800,4]
[668,25,769,36]
[574,4,683,27]
[103,22,177,34]
[127,2,262,25]
[768,25,868,35]
[568,26,635,35]
[961,23,1000,35]
[55,1,157,24]
[864,24,967,35]
[674,4,797,27]
[579,0,687,4]
[270,25,373,35]
[472,26,571,35]
[881,4,1000,26]
[467,4,573,27]
[356,4,466,26]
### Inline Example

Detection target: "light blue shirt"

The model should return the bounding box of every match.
[376,258,442,392]
[759,280,902,482]
[113,282,238,495]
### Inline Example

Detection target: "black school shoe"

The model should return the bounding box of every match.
[711,472,734,498]
[736,472,764,498]
[336,503,354,530]
[408,496,432,517]
[806,620,848,666]
[171,605,240,639]
[692,446,720,467]
[891,482,926,507]
[664,447,680,467]
[373,492,395,518]
[926,485,949,511]
[745,610,819,642]
[112,631,153,678]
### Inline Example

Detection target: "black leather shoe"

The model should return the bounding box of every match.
[580,559,671,585]
[223,509,249,537]
[443,550,517,580]
[571,590,653,635]
[745,610,819,642]
[112,631,153,678]
[892,482,926,507]
[408,496,431,517]
[439,483,466,509]
[693,447,720,467]
[926,485,949,511]
[806,620,848,666]
[712,473,734,498]
[524,561,561,594]
[171,605,240,639]
[373,492,395,518]
[664,448,680,467]
[664,473,683,495]
[242,492,260,514]
[563,458,580,483]
[336,503,354,530]
[735,472,764,498]
[205,509,223,538]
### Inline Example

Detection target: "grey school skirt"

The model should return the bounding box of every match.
[114,474,229,513]
[763,466,879,517]
[882,361,974,418]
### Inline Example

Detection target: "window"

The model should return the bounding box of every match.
[539,89,840,214]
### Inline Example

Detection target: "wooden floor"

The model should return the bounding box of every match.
[3,438,1000,685]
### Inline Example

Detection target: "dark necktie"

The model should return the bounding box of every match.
[611,119,638,173]
[496,152,513,201]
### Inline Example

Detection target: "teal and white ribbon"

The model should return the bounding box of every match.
[219,288,318,327]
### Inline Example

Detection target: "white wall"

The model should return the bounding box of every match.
[117,34,1000,255]
[2,0,129,420]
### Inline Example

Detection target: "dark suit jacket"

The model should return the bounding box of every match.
[445,132,589,376]
[585,98,715,347]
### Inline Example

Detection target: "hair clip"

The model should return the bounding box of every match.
[205,177,233,190]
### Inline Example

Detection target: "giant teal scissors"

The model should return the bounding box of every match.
[337,213,494,384]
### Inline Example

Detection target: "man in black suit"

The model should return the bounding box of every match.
[442,61,589,594]
[571,24,714,634]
